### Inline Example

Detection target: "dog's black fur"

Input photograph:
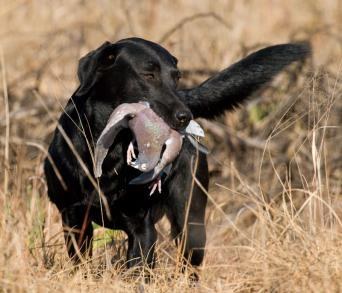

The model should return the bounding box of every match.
[44,37,309,272]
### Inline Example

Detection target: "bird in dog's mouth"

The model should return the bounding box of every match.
[94,102,208,195]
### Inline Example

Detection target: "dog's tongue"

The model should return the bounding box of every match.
[128,108,171,172]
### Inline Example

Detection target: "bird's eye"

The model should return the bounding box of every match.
[143,73,155,81]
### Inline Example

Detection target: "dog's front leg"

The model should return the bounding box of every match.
[125,211,157,270]
[61,204,93,264]
[167,181,207,268]
[165,150,209,281]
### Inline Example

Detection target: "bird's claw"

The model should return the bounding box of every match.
[149,178,162,196]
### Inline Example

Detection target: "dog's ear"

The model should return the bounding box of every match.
[75,41,118,97]
[179,42,311,119]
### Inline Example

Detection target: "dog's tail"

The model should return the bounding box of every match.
[179,42,311,119]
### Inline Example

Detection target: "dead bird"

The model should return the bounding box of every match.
[94,102,207,192]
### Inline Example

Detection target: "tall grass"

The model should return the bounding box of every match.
[0,0,341,291]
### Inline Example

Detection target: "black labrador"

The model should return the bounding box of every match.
[44,37,309,272]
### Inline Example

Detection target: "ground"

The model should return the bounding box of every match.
[0,0,341,291]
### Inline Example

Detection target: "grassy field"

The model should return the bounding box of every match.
[0,0,341,291]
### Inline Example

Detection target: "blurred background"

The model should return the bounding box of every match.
[0,0,341,291]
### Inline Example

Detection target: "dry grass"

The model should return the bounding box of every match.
[0,0,341,292]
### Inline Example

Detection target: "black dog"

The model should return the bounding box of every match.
[44,37,309,272]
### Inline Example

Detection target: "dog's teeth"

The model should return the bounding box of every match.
[141,163,147,170]
[130,141,136,159]
[126,141,136,165]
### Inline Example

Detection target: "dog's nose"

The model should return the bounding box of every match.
[175,110,192,126]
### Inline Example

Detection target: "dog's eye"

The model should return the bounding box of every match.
[101,54,116,66]
[174,72,181,83]
[142,73,155,81]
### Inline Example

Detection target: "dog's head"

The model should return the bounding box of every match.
[75,37,310,129]
[75,37,192,131]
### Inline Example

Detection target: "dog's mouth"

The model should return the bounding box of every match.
[94,102,208,187]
